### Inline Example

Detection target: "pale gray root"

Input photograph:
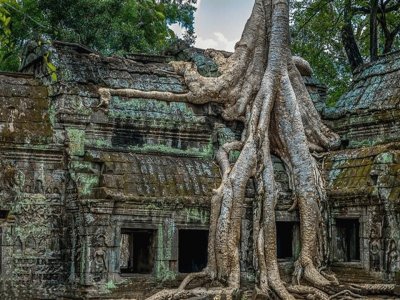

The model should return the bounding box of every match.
[349,283,397,295]
[292,56,313,76]
[287,285,330,300]
[146,287,236,300]
[287,61,340,151]
[204,139,247,287]
[274,72,335,288]
[177,271,209,291]
[328,289,364,299]
[258,140,296,300]
[320,270,339,284]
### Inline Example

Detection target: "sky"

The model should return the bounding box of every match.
[193,0,254,51]
[171,0,254,52]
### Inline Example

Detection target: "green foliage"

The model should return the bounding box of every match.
[291,0,352,106]
[0,2,11,38]
[43,51,57,81]
[291,0,400,106]
[0,0,46,71]
[0,0,15,70]
[0,0,196,71]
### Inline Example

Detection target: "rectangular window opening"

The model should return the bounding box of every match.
[276,222,296,259]
[335,219,360,262]
[120,229,155,274]
[179,229,208,273]
[0,228,2,274]
[0,210,9,220]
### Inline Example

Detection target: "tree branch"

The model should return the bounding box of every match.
[383,1,400,12]
[352,5,371,14]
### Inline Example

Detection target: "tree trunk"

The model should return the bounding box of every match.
[341,24,364,71]
[341,0,363,71]
[377,6,400,54]
[370,0,379,61]
[383,32,393,54]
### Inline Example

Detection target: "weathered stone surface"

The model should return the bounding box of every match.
[325,51,400,148]
[0,74,52,144]
[323,50,400,281]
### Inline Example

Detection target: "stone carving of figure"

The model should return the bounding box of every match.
[93,235,107,282]
[369,228,381,272]
[0,161,23,205]
[35,179,44,193]
[25,235,36,250]
[386,240,398,275]
[15,236,23,253]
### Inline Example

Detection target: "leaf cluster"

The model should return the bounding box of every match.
[291,0,400,106]
[0,0,197,71]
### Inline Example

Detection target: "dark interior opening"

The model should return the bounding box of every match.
[179,229,208,273]
[341,139,350,149]
[0,228,2,273]
[336,219,360,262]
[276,222,294,259]
[120,229,155,274]
[0,210,9,219]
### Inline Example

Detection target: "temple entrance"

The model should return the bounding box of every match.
[0,210,9,220]
[178,229,208,273]
[120,229,155,274]
[276,221,299,259]
[0,228,2,274]
[335,219,360,262]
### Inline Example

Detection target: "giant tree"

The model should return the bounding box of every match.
[94,0,398,298]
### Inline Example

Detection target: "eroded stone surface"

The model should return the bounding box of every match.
[324,51,400,148]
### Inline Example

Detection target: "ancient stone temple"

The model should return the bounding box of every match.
[0,41,398,299]
[323,51,400,284]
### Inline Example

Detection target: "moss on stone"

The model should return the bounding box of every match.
[155,223,176,281]
[87,138,214,159]
[184,207,209,224]
[106,280,117,290]
[108,97,200,124]
[67,128,86,156]
[375,152,394,164]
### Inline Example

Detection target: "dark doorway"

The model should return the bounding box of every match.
[120,229,155,274]
[276,222,294,259]
[0,210,9,220]
[179,229,208,273]
[335,219,360,262]
[0,228,2,274]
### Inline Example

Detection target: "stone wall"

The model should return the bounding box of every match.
[324,146,400,281]
[323,52,400,283]
[0,73,67,298]
[324,50,400,148]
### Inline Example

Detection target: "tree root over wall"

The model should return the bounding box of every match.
[98,0,397,298]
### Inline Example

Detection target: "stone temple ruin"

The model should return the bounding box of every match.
[0,41,399,299]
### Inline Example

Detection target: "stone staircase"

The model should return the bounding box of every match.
[330,264,385,285]
[101,277,164,300]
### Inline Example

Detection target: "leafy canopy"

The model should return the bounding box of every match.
[291,0,352,106]
[291,0,400,105]
[0,0,196,71]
